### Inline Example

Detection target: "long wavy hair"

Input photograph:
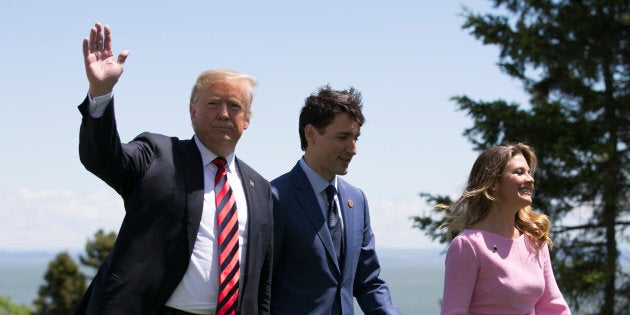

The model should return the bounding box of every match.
[438,143,553,251]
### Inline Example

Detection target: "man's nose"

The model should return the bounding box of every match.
[217,103,230,116]
[347,140,357,155]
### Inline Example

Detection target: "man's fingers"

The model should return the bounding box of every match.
[84,22,128,65]
[88,26,97,52]
[82,37,90,59]
[118,50,130,65]
[104,25,112,52]
[95,22,103,51]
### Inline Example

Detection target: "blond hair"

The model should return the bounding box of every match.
[189,69,257,119]
[438,143,553,251]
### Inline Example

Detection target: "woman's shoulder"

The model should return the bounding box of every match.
[446,230,487,262]
[455,229,485,240]
[450,229,485,248]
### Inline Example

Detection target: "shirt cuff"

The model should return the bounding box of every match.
[88,91,113,118]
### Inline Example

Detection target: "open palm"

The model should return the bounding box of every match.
[82,23,129,96]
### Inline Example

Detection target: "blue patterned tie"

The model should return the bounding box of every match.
[326,185,342,263]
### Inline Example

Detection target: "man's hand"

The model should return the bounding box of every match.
[82,22,130,97]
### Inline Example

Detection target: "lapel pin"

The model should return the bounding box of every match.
[492,245,497,252]
[249,180,255,188]
[347,199,353,208]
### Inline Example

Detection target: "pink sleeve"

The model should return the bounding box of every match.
[441,236,478,315]
[534,244,572,314]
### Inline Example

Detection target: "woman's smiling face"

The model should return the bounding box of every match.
[494,153,535,210]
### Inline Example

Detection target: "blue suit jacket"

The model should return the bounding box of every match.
[74,97,273,314]
[270,162,400,315]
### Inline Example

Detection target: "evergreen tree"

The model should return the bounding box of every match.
[0,295,30,315]
[414,1,630,313]
[79,229,116,275]
[32,252,86,315]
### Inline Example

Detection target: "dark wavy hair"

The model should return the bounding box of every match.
[298,85,365,151]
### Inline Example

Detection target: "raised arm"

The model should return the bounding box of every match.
[82,22,130,97]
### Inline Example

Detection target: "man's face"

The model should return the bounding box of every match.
[305,112,360,181]
[190,80,250,157]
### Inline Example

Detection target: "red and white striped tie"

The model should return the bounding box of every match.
[213,157,240,315]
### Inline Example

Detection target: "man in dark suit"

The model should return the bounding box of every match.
[75,22,273,315]
[270,86,400,314]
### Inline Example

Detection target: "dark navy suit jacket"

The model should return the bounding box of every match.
[270,162,399,315]
[75,97,273,314]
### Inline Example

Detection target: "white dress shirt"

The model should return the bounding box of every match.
[87,93,249,314]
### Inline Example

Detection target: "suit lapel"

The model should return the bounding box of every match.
[290,164,341,272]
[337,180,356,271]
[180,138,204,257]
[234,157,257,291]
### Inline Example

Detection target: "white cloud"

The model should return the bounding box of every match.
[367,195,443,250]
[0,187,439,252]
[0,187,123,251]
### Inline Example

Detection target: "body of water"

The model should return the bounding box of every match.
[361,248,444,314]
[0,248,445,314]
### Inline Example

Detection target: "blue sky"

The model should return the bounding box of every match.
[0,0,528,251]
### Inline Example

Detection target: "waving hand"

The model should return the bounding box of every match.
[82,22,130,97]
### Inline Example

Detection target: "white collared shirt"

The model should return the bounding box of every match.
[298,158,344,230]
[165,136,249,314]
[87,94,249,314]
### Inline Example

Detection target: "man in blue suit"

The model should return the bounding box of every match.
[271,86,400,314]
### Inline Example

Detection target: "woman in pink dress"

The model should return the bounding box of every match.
[439,143,571,315]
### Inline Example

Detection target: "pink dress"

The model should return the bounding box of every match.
[441,229,571,315]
